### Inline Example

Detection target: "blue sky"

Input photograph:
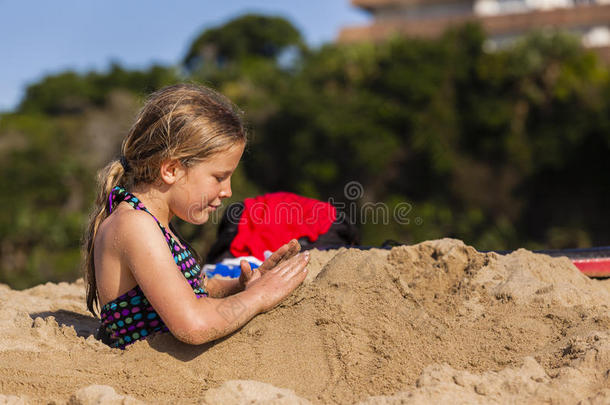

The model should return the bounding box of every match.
[0,0,369,112]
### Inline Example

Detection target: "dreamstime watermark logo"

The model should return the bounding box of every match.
[216,297,247,323]
[331,180,422,226]
[186,180,423,227]
[344,180,364,200]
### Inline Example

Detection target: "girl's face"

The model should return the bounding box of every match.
[170,142,245,225]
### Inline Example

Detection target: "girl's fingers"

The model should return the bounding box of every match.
[240,260,253,281]
[269,252,302,275]
[286,260,309,280]
[262,239,301,272]
[260,245,287,271]
[263,251,283,270]
[278,252,309,277]
[287,239,301,256]
[251,268,262,281]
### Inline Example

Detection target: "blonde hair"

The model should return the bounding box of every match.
[82,83,247,316]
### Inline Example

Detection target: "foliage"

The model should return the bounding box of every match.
[2,15,610,289]
[183,14,305,72]
[18,64,180,115]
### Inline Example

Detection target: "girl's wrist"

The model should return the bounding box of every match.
[239,286,264,314]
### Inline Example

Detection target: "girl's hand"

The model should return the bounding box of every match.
[237,238,301,291]
[257,239,301,276]
[242,251,310,313]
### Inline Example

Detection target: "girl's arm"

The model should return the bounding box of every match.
[115,212,308,345]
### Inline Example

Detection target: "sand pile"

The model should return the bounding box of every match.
[0,239,608,404]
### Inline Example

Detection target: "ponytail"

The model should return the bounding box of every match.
[82,160,128,316]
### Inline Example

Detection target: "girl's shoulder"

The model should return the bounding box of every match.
[96,204,162,254]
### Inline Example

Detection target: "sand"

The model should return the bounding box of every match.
[0,238,608,404]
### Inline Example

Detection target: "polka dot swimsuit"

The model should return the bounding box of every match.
[98,186,208,349]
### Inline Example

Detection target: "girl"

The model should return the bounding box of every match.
[82,83,310,349]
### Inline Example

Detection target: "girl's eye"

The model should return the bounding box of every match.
[215,176,226,182]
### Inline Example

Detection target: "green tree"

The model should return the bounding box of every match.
[183,14,306,72]
[19,64,179,115]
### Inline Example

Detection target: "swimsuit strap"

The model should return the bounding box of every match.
[107,186,180,249]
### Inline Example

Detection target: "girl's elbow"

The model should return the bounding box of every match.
[171,318,219,345]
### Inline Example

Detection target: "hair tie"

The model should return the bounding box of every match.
[119,155,131,172]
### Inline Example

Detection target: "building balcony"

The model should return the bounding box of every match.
[339,3,610,42]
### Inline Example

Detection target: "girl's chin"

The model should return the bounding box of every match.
[188,217,209,226]
[183,208,211,224]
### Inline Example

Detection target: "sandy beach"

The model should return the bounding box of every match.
[1,238,609,404]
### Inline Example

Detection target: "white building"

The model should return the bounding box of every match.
[340,0,610,54]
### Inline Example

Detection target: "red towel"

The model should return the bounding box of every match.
[230,192,337,261]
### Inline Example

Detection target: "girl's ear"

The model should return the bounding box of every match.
[159,159,186,185]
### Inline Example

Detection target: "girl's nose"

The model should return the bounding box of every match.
[219,182,232,199]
